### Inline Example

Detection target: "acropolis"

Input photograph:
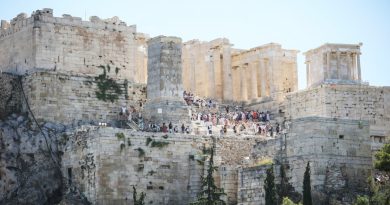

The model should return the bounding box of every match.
[0,8,389,205]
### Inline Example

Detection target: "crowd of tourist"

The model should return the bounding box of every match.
[145,122,192,134]
[185,91,281,137]
[183,91,217,108]
[192,108,280,137]
[114,91,283,137]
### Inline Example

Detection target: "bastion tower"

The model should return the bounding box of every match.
[143,36,189,125]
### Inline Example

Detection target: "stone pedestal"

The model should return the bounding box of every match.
[143,36,189,125]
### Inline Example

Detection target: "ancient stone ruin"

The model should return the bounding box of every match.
[0,9,389,205]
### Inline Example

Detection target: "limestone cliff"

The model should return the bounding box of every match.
[0,114,88,205]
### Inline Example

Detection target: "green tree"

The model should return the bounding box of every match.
[302,162,312,205]
[132,185,146,205]
[353,143,390,205]
[264,166,277,205]
[374,143,390,172]
[277,164,301,204]
[279,164,288,198]
[371,143,390,205]
[353,195,370,205]
[192,147,226,205]
[371,184,390,205]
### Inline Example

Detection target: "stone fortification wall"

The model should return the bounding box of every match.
[249,117,372,204]
[0,9,148,83]
[251,137,282,162]
[213,136,259,204]
[0,13,35,75]
[237,165,271,205]
[62,127,258,205]
[62,128,203,204]
[287,117,371,204]
[21,72,146,124]
[284,86,327,118]
[285,84,390,137]
[3,112,371,205]
[0,73,22,119]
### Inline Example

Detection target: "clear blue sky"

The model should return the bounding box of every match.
[1,0,389,89]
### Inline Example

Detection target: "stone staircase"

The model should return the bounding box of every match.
[125,120,140,131]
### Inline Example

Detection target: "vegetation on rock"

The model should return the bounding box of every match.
[116,132,125,140]
[123,79,129,100]
[352,143,390,205]
[374,143,390,172]
[133,185,146,205]
[135,148,145,157]
[95,65,122,102]
[150,140,169,148]
[146,137,169,148]
[127,138,132,146]
[146,137,153,146]
[282,197,302,205]
[256,158,273,166]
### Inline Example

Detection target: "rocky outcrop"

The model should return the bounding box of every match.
[0,114,66,204]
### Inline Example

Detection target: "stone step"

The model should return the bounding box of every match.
[126,121,139,131]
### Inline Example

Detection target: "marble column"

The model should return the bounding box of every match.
[260,59,266,97]
[336,51,340,79]
[267,58,272,96]
[190,55,196,93]
[306,61,310,87]
[213,48,222,100]
[240,65,248,101]
[326,51,331,80]
[347,52,352,80]
[256,60,262,98]
[208,51,216,98]
[250,62,258,100]
[351,53,356,80]
[357,53,361,81]
[222,45,233,101]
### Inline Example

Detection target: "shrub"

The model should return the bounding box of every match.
[116,132,125,140]
[95,64,122,102]
[353,195,369,205]
[256,158,273,166]
[282,197,302,205]
[150,140,169,148]
[120,143,125,152]
[146,137,153,146]
[135,148,145,157]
